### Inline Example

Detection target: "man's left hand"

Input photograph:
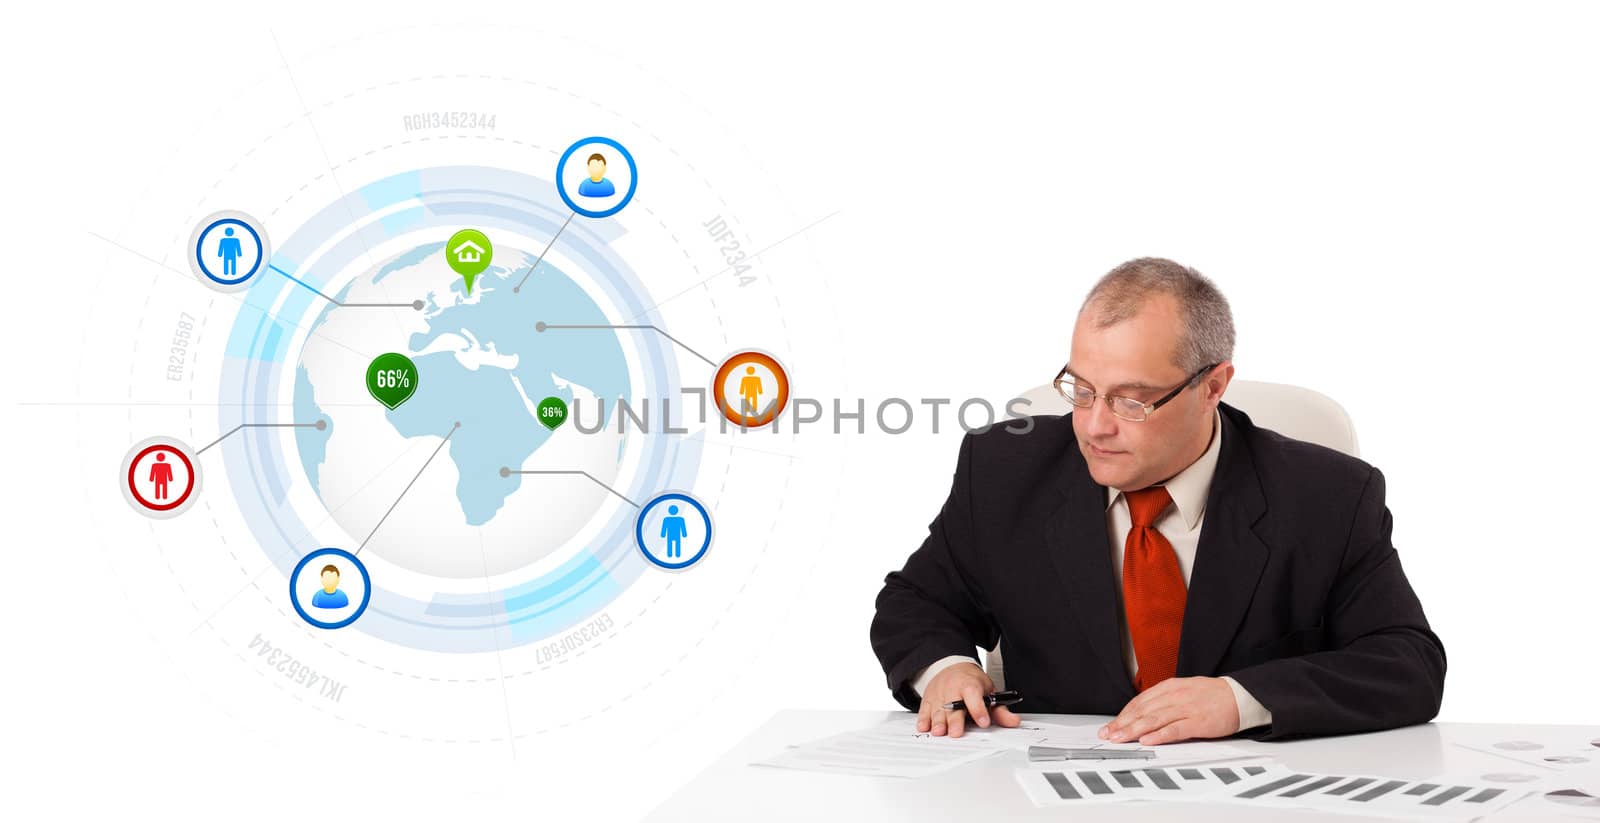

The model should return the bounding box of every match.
[1098,676,1240,745]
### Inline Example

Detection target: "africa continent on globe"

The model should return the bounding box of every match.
[293,241,631,578]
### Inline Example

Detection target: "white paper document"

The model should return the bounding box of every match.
[1477,768,1600,820]
[1450,729,1600,773]
[1182,765,1533,820]
[1027,722,1270,769]
[751,715,1269,779]
[750,715,1068,778]
[1016,763,1277,806]
[1496,786,1600,820]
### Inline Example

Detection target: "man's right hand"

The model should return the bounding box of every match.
[916,661,1022,738]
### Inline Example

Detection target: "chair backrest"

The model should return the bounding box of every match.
[981,379,1359,689]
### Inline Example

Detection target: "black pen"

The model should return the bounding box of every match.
[941,689,1023,712]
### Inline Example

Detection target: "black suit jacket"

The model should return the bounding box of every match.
[870,403,1446,741]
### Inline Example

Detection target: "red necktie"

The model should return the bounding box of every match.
[1122,485,1186,692]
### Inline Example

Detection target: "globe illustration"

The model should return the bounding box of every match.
[292,241,630,578]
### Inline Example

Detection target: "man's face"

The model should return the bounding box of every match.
[321,570,340,593]
[587,158,606,181]
[1067,294,1229,491]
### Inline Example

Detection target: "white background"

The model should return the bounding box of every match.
[7,1,1600,820]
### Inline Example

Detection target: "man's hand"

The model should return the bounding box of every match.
[916,662,1022,738]
[1098,676,1240,745]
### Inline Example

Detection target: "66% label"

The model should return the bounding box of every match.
[366,353,419,410]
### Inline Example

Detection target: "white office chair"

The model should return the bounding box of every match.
[982,378,1360,690]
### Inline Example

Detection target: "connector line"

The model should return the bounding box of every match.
[499,468,640,509]
[625,208,840,323]
[187,434,437,637]
[356,423,460,555]
[86,231,378,364]
[269,264,423,310]
[197,420,327,455]
[534,321,717,367]
[513,211,576,293]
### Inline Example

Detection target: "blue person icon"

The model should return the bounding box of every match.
[189,210,270,292]
[635,491,712,570]
[217,226,244,278]
[661,504,688,558]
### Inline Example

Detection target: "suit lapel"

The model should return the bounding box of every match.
[1176,405,1271,677]
[1046,432,1137,699]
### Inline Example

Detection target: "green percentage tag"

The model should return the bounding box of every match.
[537,396,568,430]
[366,353,418,410]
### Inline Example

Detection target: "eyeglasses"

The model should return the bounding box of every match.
[1052,362,1219,422]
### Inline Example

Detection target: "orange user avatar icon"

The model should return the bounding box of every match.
[713,351,791,429]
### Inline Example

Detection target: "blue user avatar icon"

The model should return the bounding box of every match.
[290,547,371,629]
[576,151,617,197]
[188,209,270,292]
[635,491,713,571]
[557,136,637,218]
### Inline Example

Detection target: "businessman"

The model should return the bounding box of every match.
[870,257,1445,745]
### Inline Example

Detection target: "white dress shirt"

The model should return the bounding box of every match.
[911,410,1274,732]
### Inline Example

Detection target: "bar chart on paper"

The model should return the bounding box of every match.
[1015,764,1271,805]
[1204,768,1528,819]
[1018,764,1532,818]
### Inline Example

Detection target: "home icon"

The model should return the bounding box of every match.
[452,239,485,264]
[445,228,493,293]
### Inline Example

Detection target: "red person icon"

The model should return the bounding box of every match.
[149,452,176,500]
[122,438,200,518]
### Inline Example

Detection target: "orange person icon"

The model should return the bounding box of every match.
[739,366,763,416]
[149,452,175,500]
[712,351,791,429]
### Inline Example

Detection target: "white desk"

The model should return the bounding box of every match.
[646,710,1600,821]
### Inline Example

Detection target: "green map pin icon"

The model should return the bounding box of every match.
[537,396,568,430]
[446,228,493,294]
[367,353,418,410]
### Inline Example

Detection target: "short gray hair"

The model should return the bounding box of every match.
[1078,257,1235,373]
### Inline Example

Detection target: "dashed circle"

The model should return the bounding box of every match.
[115,64,804,745]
